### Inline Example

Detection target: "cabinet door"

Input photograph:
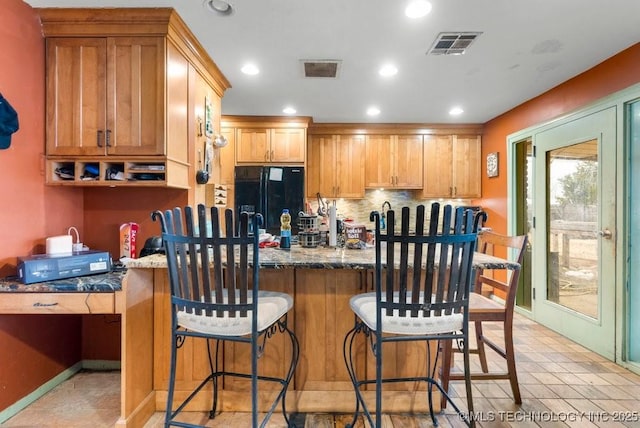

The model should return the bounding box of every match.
[236,128,270,163]
[394,135,423,189]
[335,135,366,198]
[452,135,481,198]
[364,135,394,188]
[46,38,107,156]
[107,37,165,156]
[421,135,454,198]
[307,135,339,198]
[270,128,306,163]
[295,270,366,391]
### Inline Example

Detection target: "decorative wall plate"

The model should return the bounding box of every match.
[487,152,499,177]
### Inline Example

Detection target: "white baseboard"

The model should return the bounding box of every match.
[0,360,120,424]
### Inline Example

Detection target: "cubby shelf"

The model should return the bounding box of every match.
[46,158,189,188]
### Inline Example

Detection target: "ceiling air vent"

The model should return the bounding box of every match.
[427,32,482,55]
[301,60,341,78]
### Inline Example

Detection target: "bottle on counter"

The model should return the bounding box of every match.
[280,209,291,249]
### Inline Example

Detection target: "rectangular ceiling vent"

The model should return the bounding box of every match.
[428,32,482,55]
[301,60,342,78]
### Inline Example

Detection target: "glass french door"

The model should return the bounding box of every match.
[533,106,616,360]
[628,99,640,363]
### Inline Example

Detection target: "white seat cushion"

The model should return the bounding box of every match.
[177,290,293,336]
[350,291,463,335]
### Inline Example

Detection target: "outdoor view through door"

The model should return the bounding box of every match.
[546,141,599,319]
[534,106,616,361]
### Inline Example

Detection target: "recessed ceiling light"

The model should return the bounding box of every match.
[283,106,297,115]
[241,63,259,75]
[367,106,381,116]
[449,106,464,116]
[405,0,432,19]
[203,0,233,16]
[379,64,398,77]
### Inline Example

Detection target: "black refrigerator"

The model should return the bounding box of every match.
[234,166,305,236]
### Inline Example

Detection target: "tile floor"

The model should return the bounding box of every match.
[3,313,640,427]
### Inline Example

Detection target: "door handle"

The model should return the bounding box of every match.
[598,229,613,239]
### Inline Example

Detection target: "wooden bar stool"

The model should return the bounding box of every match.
[441,231,528,408]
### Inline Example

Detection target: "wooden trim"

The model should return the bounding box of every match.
[166,14,231,96]
[0,293,115,314]
[153,390,439,413]
[38,8,178,36]
[308,122,484,136]
[222,115,312,129]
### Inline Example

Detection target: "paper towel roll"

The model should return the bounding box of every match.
[328,204,337,247]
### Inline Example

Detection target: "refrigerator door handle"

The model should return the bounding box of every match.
[261,167,269,230]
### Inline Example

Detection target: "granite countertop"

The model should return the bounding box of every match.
[125,245,520,271]
[0,270,125,293]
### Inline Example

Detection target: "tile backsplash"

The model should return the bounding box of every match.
[306,189,473,230]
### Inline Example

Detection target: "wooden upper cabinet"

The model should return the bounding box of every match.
[364,135,394,188]
[336,135,366,198]
[46,36,165,156]
[307,134,365,199]
[422,135,453,198]
[46,38,107,156]
[235,128,269,163]
[395,135,424,188]
[40,8,231,187]
[270,128,306,163]
[421,134,481,198]
[452,135,482,198]
[307,135,336,198]
[235,127,306,164]
[365,135,423,189]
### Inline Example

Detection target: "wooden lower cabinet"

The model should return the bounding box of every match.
[295,269,366,392]
[152,268,438,414]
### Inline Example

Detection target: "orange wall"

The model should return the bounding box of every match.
[83,187,188,258]
[0,0,84,411]
[480,43,640,232]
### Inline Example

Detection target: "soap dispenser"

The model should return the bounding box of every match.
[380,201,391,230]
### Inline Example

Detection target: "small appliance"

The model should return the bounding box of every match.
[17,250,112,284]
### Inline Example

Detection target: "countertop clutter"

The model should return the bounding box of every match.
[125,245,519,271]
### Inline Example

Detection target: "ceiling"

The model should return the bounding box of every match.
[24,0,640,124]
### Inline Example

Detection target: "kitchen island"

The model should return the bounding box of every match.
[117,246,517,427]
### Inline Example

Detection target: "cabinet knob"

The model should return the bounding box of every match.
[106,129,112,147]
[97,130,103,148]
